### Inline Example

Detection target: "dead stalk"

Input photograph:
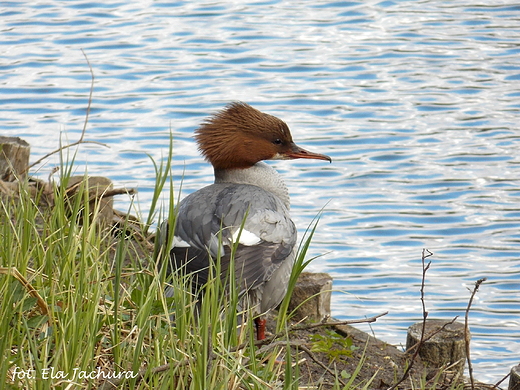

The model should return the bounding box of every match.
[25,49,107,174]
[387,248,433,390]
[465,277,486,390]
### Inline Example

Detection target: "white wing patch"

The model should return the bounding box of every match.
[172,235,191,248]
[232,228,262,246]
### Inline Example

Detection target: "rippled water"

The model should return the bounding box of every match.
[2,0,520,383]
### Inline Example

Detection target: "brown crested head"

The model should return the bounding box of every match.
[195,102,331,170]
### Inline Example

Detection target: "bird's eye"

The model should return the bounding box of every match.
[273,138,282,145]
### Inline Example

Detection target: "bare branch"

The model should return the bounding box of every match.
[25,50,107,174]
[251,311,388,350]
[387,248,433,390]
[0,267,51,325]
[299,343,348,387]
[465,277,486,390]
[493,372,510,390]
[79,48,94,142]
[405,316,458,355]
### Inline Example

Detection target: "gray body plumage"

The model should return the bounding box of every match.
[168,162,297,315]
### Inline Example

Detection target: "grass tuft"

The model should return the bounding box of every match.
[0,139,329,389]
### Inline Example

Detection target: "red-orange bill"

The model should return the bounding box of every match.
[285,143,332,162]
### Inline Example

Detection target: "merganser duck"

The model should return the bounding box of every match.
[165,102,331,340]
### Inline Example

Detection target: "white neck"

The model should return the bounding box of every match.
[214,162,290,209]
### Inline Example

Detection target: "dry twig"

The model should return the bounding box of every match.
[0,267,51,324]
[24,49,107,174]
[387,248,433,390]
[465,277,486,390]
[405,316,459,356]
[299,343,348,387]
[251,311,388,350]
